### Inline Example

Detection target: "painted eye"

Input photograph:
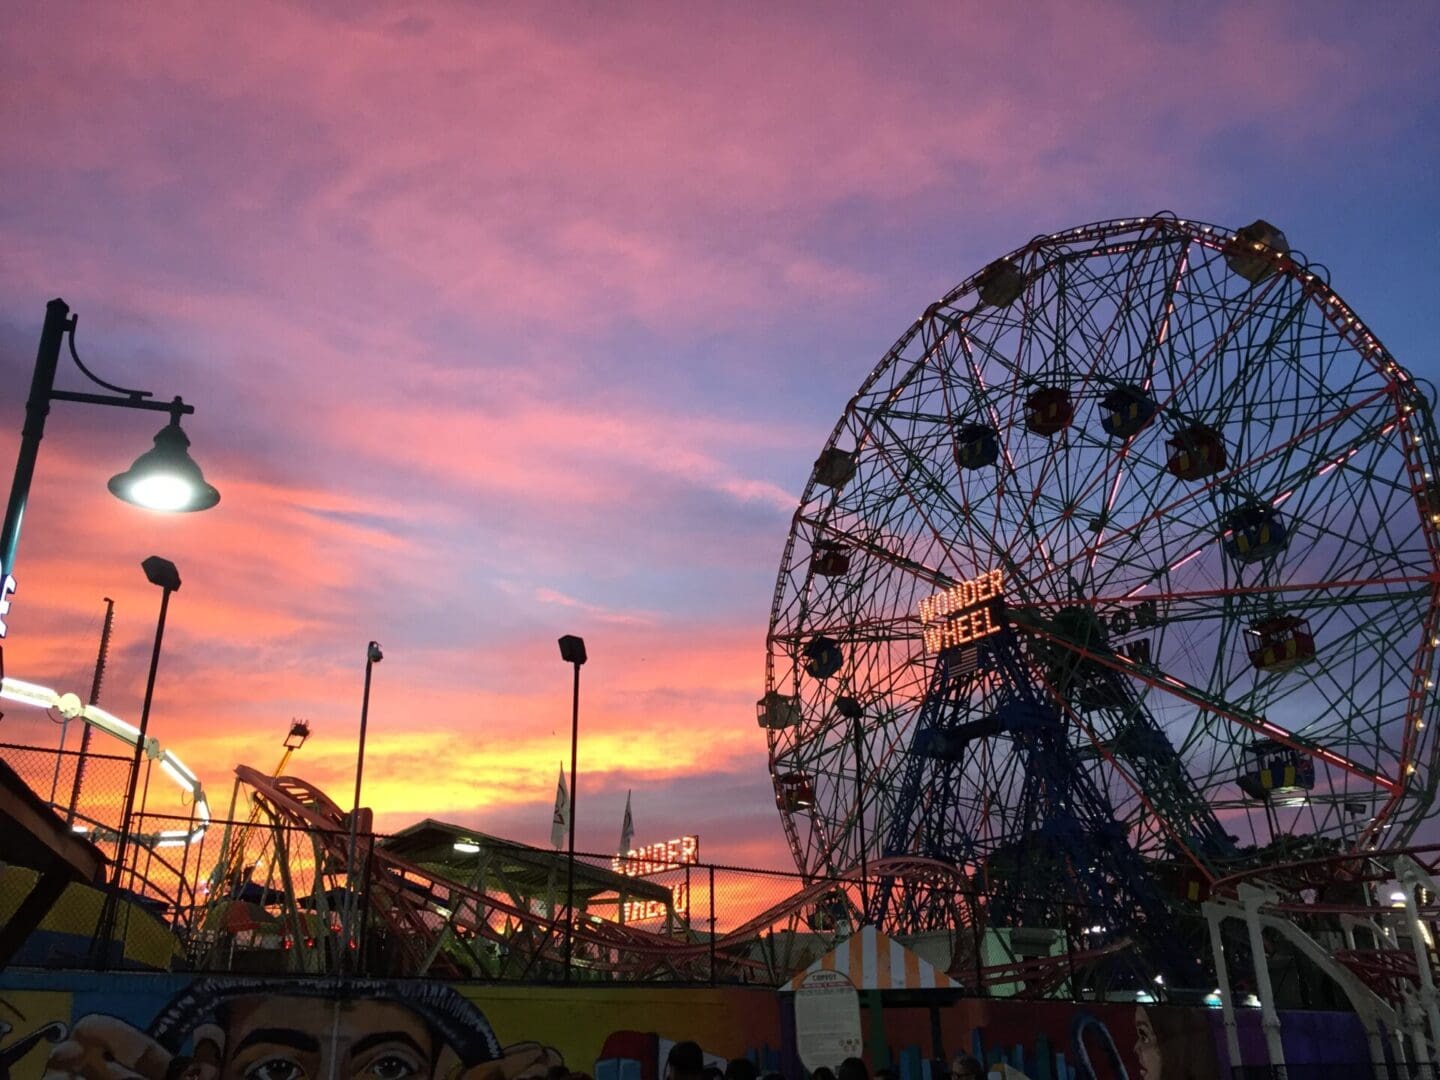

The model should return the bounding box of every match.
[368,1055,417,1080]
[246,1058,306,1080]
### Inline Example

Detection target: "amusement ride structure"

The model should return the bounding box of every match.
[762,213,1440,989]
[7,211,1440,1072]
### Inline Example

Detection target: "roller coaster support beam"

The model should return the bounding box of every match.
[1205,904,1243,1071]
[1215,888,1398,1077]
[1239,885,1287,1075]
[1397,858,1440,1062]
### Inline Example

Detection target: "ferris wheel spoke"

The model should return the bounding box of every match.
[1042,385,1398,588]
[1016,617,1399,792]
[1073,573,1439,608]
[864,411,1010,577]
[798,513,954,589]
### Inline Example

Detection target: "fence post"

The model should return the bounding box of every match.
[709,864,716,985]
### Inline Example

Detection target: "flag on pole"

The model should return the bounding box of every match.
[618,790,634,855]
[551,765,568,849]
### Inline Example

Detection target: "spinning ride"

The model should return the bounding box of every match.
[762,214,1440,962]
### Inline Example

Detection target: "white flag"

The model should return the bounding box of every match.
[551,765,569,849]
[619,790,634,855]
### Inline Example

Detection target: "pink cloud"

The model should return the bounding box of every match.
[0,0,1433,873]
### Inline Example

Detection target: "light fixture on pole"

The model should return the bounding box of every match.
[107,416,219,512]
[557,633,587,982]
[95,555,181,967]
[0,299,219,638]
[342,640,382,971]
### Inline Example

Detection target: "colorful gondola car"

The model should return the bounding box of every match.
[976,257,1025,307]
[1223,503,1289,563]
[1166,424,1227,481]
[1247,615,1316,673]
[1024,387,1074,436]
[1100,385,1158,439]
[957,424,1000,469]
[811,541,851,578]
[1238,739,1316,804]
[776,771,816,813]
[756,691,801,730]
[803,635,844,679]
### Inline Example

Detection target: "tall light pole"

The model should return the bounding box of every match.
[0,299,219,639]
[558,634,587,982]
[95,556,180,966]
[342,640,382,971]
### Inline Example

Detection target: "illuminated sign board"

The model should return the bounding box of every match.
[919,570,1005,654]
[612,835,699,876]
[612,835,698,922]
[0,574,15,638]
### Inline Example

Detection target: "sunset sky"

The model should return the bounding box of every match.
[1,2,1437,870]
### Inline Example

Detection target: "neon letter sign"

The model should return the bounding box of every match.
[919,570,1004,653]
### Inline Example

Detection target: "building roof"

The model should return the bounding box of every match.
[0,757,106,883]
[381,818,672,906]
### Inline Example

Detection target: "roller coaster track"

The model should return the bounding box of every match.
[225,765,1076,985]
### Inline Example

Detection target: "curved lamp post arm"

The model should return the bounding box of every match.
[0,299,210,637]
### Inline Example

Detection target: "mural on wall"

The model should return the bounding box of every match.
[1,994,67,1080]
[0,978,782,1080]
[16,979,560,1080]
[0,975,1372,1080]
[1069,1006,1215,1079]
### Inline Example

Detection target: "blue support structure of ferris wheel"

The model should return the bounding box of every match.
[872,620,1209,984]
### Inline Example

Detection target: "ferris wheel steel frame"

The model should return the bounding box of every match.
[762,214,1440,966]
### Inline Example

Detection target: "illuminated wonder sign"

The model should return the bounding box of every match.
[612,835,698,877]
[919,570,1005,654]
[612,835,699,922]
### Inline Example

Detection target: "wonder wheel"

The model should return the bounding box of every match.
[761,214,1440,950]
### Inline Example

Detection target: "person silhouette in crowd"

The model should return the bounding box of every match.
[665,1042,706,1080]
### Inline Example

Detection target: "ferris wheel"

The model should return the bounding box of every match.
[761,214,1440,947]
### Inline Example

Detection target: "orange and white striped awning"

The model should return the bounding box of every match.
[781,925,956,992]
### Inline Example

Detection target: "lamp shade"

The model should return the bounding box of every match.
[108,418,220,512]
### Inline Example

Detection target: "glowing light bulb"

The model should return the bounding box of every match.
[126,474,199,512]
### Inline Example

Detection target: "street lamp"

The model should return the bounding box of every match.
[557,633,586,982]
[95,555,181,966]
[0,299,219,636]
[342,640,383,971]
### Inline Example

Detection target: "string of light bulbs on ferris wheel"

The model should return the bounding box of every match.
[0,675,210,846]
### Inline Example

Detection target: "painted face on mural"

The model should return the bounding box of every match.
[1,999,65,1080]
[197,996,448,1080]
[41,982,559,1080]
[1133,1006,1161,1080]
